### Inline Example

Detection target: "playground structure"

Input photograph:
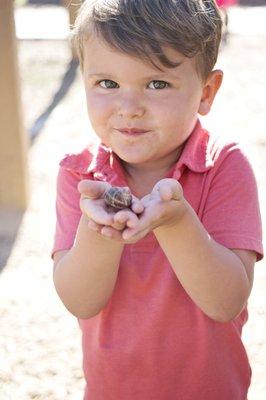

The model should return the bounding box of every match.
[0,1,79,213]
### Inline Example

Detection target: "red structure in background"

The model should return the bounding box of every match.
[216,0,238,7]
[216,0,238,45]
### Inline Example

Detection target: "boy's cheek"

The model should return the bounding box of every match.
[86,92,113,116]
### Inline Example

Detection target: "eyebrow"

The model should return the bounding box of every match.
[86,58,184,78]
[87,73,115,79]
[87,68,183,81]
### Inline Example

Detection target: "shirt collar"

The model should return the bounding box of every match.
[61,119,215,179]
[172,119,215,179]
[86,142,112,174]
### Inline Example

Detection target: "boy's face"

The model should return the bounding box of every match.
[82,36,221,170]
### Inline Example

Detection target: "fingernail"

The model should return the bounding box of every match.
[102,230,112,237]
[123,231,132,240]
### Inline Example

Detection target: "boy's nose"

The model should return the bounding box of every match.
[117,94,145,119]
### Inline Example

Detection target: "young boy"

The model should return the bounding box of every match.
[52,1,263,399]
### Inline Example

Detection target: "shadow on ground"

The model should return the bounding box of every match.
[0,210,24,272]
[30,57,79,143]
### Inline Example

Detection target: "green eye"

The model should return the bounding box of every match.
[148,80,169,89]
[99,80,119,89]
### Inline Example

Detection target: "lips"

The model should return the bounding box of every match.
[116,128,149,135]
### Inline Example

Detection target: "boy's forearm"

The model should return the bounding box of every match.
[154,201,251,323]
[53,214,124,319]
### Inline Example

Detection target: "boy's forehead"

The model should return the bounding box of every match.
[83,36,190,77]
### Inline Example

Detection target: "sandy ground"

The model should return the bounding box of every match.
[0,6,266,400]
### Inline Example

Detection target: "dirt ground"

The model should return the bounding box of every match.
[0,7,266,400]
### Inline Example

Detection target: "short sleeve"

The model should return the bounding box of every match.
[201,146,263,261]
[51,166,83,258]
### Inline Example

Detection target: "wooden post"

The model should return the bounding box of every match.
[63,0,81,28]
[63,0,82,58]
[0,0,28,212]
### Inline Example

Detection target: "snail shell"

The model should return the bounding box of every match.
[104,186,132,209]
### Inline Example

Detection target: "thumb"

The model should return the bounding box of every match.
[153,179,183,201]
[78,180,111,199]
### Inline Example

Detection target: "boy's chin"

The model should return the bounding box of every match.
[118,154,148,164]
[111,147,148,164]
[116,151,154,166]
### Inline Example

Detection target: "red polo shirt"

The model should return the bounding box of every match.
[52,121,263,400]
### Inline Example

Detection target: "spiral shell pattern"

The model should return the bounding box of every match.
[104,186,132,209]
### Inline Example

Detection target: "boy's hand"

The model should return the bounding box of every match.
[124,178,186,242]
[78,180,144,231]
[91,179,187,243]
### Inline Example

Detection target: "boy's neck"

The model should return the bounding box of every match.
[122,145,184,178]
[120,146,184,198]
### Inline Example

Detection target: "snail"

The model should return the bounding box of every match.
[104,186,132,210]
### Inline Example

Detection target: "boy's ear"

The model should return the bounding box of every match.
[198,70,223,116]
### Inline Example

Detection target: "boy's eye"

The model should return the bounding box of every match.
[148,80,169,89]
[98,79,119,89]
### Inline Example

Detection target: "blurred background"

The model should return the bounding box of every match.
[0,1,265,399]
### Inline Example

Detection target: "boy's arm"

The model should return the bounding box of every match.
[53,213,124,319]
[106,177,258,323]
[53,175,144,320]
[154,200,256,323]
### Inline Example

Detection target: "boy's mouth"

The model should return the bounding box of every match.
[116,128,149,136]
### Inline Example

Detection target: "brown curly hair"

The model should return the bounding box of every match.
[70,0,222,80]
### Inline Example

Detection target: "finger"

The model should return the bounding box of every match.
[121,209,150,240]
[81,198,114,225]
[78,180,111,199]
[131,195,144,214]
[111,217,127,231]
[87,219,103,233]
[153,179,183,201]
[114,210,139,229]
[159,185,173,201]
[122,225,150,242]
[101,226,123,241]
[140,194,151,207]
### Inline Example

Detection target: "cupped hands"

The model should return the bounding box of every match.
[78,178,186,244]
